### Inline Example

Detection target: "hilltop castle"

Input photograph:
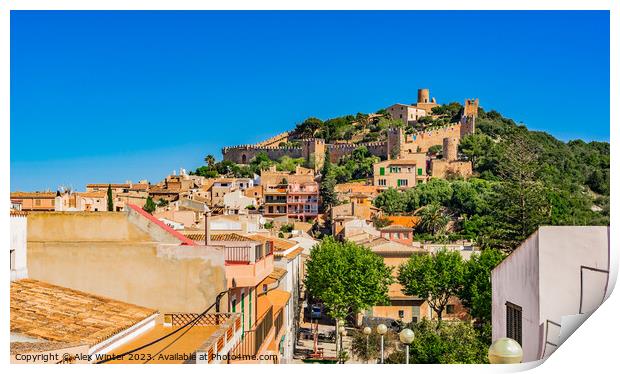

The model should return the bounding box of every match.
[222,89,479,171]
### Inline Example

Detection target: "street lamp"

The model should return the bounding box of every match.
[377,324,387,364]
[362,326,372,361]
[488,338,523,364]
[340,329,348,364]
[399,328,415,364]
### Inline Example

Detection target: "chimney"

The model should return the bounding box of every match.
[205,210,212,246]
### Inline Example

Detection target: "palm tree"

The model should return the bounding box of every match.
[204,154,216,168]
[418,203,449,236]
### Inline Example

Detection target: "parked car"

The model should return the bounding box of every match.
[310,305,322,319]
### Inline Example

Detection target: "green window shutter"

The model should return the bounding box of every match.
[397,180,401,187]
[380,167,385,176]
[417,168,423,176]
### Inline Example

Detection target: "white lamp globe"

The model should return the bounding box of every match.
[399,328,415,344]
[376,324,388,335]
[488,338,523,364]
[363,327,372,336]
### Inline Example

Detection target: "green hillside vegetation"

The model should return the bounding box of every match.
[373,107,609,250]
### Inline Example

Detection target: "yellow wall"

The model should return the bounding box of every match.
[27,212,228,313]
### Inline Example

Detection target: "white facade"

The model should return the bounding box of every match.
[491,226,609,363]
[223,190,257,215]
[10,213,28,281]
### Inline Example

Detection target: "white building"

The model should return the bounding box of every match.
[223,190,257,215]
[10,211,28,281]
[491,226,610,363]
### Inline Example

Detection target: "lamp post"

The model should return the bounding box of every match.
[377,324,387,364]
[362,326,372,362]
[340,329,348,363]
[488,338,523,364]
[338,325,346,363]
[399,328,415,364]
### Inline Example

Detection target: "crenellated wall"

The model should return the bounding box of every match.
[222,145,304,164]
[222,117,475,167]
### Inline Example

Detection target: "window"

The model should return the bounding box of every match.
[398,310,405,319]
[397,179,408,187]
[379,167,385,176]
[417,168,423,176]
[35,199,41,206]
[231,298,237,312]
[446,304,455,314]
[263,284,268,292]
[10,249,15,270]
[506,302,522,345]
[378,179,387,186]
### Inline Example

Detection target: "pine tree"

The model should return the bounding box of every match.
[143,196,156,214]
[106,184,114,211]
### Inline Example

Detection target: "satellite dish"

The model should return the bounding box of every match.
[259,217,266,225]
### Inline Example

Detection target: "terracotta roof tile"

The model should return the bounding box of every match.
[10,279,156,346]
[10,192,56,199]
[386,216,421,228]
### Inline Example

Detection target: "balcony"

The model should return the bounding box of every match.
[286,197,319,204]
[222,245,274,288]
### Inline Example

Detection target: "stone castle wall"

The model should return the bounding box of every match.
[222,145,304,164]
[222,106,477,167]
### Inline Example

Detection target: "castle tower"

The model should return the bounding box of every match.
[387,127,404,160]
[443,137,458,162]
[417,88,430,104]
[302,139,326,171]
[460,98,479,136]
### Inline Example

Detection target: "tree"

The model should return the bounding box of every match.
[143,196,156,214]
[204,154,216,167]
[305,237,393,320]
[351,328,399,362]
[491,132,551,249]
[106,184,114,212]
[157,198,169,207]
[398,249,464,321]
[319,149,339,211]
[458,249,505,325]
[386,319,488,364]
[417,203,450,236]
[373,188,406,214]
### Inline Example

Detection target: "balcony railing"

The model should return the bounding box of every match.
[223,244,270,264]
[230,306,274,358]
[274,309,284,337]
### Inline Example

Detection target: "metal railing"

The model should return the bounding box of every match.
[224,245,254,263]
[274,309,284,337]
[230,306,274,358]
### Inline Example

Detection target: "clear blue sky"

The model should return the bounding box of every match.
[11,10,609,192]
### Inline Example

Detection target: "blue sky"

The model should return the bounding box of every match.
[10,10,609,191]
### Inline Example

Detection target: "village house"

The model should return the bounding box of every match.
[263,184,288,218]
[361,238,469,324]
[492,226,610,362]
[24,205,228,314]
[259,165,315,187]
[286,181,319,222]
[373,153,428,190]
[10,192,56,211]
[223,189,257,215]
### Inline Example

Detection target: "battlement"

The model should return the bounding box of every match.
[327,141,386,150]
[222,144,303,153]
